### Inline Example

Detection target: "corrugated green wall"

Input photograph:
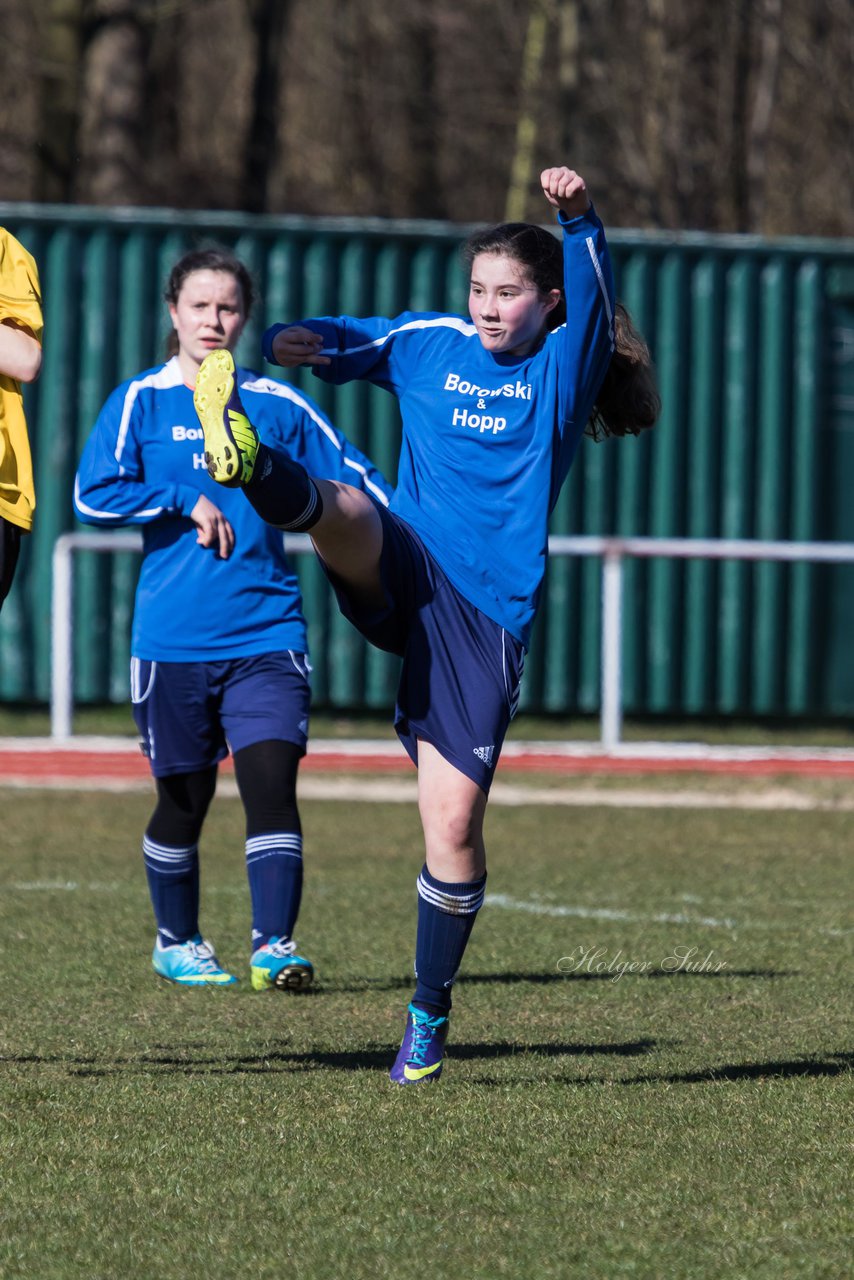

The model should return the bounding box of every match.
[2,202,853,717]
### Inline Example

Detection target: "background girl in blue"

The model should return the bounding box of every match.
[196,169,658,1076]
[74,247,391,989]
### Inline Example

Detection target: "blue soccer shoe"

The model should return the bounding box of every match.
[250,936,314,992]
[389,1003,449,1085]
[152,933,238,986]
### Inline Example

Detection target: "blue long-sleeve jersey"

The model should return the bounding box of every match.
[74,356,392,661]
[265,207,614,646]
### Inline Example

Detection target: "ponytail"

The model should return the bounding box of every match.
[588,304,660,439]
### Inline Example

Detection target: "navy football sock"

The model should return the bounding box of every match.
[245,444,323,531]
[412,865,487,1014]
[246,831,303,950]
[142,835,199,945]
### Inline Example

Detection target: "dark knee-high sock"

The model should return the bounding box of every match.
[245,444,324,531]
[142,835,200,946]
[412,865,487,1016]
[246,832,303,950]
[234,740,305,951]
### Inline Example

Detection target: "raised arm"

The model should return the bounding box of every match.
[540,166,591,220]
[542,167,615,448]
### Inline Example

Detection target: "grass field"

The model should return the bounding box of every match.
[0,782,851,1279]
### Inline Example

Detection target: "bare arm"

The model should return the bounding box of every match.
[0,319,42,383]
[540,166,591,219]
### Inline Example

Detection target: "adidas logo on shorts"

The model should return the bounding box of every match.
[473,744,495,766]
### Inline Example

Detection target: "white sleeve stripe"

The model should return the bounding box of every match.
[240,375,344,451]
[342,458,390,506]
[241,373,391,504]
[585,237,615,347]
[115,360,184,470]
[316,314,477,359]
[73,474,166,523]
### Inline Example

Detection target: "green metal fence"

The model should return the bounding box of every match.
[2,201,853,717]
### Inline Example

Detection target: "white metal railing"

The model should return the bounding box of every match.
[50,530,313,741]
[50,530,854,745]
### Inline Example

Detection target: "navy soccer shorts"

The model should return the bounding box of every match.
[323,506,525,792]
[130,651,311,778]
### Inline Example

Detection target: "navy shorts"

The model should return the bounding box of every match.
[325,507,525,792]
[130,651,311,778]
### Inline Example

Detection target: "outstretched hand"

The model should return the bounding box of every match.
[270,325,331,368]
[540,167,590,219]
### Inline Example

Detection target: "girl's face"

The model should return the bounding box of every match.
[468,253,560,357]
[168,269,246,380]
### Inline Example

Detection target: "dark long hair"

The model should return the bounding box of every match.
[164,246,257,357]
[463,222,659,438]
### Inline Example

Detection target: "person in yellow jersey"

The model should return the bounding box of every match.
[0,229,43,611]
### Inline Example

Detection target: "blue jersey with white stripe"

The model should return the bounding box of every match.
[276,208,614,646]
[74,357,391,660]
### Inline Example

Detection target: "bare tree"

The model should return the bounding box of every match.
[506,0,551,221]
[759,0,854,236]
[0,5,39,199]
[556,0,581,160]
[243,0,291,214]
[157,0,254,210]
[0,0,851,234]
[394,6,444,218]
[76,0,148,205]
[35,0,86,203]
[746,0,783,228]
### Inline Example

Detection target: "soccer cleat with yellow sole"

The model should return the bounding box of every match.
[194,348,259,486]
[250,936,314,992]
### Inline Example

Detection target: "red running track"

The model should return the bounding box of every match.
[3,740,854,783]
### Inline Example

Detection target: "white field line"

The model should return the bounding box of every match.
[485,894,852,938]
[0,880,735,932]
[485,893,737,930]
[6,881,848,937]
[294,780,854,811]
